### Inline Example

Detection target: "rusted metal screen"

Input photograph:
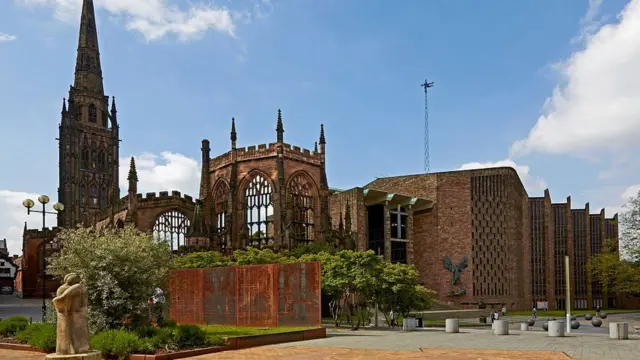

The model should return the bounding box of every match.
[169,262,321,327]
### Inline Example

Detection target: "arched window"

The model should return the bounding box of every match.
[81,147,89,170]
[153,211,190,251]
[90,142,97,169]
[79,185,85,204]
[89,104,97,123]
[89,185,98,206]
[99,186,107,208]
[213,182,230,250]
[243,174,274,248]
[289,174,315,244]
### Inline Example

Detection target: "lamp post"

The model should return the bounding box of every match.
[22,195,64,322]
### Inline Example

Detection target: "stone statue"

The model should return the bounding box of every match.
[47,273,100,360]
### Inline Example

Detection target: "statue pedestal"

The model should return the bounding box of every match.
[45,351,102,360]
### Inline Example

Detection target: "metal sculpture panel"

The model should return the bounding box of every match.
[168,269,203,324]
[236,264,277,327]
[202,267,236,326]
[277,262,321,327]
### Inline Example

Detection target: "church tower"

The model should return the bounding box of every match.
[57,0,120,228]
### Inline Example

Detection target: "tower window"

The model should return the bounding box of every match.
[213,181,230,250]
[89,104,97,123]
[79,185,85,204]
[81,148,89,170]
[89,185,98,206]
[97,151,105,171]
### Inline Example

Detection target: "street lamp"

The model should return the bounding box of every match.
[22,195,64,322]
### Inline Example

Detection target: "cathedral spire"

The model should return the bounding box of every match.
[127,157,138,193]
[276,109,284,143]
[74,0,104,95]
[62,98,67,113]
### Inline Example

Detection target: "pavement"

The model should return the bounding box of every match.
[0,295,42,321]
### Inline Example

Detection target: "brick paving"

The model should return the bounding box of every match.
[0,349,44,359]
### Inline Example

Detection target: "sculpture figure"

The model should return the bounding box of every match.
[443,255,468,297]
[47,273,100,359]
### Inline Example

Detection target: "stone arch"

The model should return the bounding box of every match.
[152,210,190,251]
[286,171,320,245]
[239,170,276,249]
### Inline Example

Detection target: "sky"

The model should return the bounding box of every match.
[1,0,640,255]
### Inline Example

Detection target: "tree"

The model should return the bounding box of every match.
[171,251,233,269]
[284,241,337,258]
[48,226,171,330]
[589,238,640,297]
[621,189,640,262]
[233,247,297,265]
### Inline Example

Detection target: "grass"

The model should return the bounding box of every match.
[510,309,640,317]
[200,325,315,338]
[422,320,489,328]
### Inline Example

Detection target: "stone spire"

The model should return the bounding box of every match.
[188,201,207,236]
[319,123,326,154]
[62,98,67,113]
[230,117,237,149]
[276,109,284,143]
[74,0,104,95]
[127,157,138,194]
[110,96,117,116]
[314,141,318,153]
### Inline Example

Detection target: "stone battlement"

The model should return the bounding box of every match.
[210,142,321,170]
[94,191,197,222]
[23,227,61,239]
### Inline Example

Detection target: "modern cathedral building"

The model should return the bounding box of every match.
[17,0,626,310]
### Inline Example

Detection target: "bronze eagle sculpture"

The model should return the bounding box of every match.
[444,255,468,286]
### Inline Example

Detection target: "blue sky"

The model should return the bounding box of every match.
[2,0,640,254]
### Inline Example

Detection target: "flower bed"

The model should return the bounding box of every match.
[0,316,326,359]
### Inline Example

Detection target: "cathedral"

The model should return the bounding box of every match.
[19,0,633,311]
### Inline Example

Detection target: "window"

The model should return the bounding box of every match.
[81,148,89,169]
[153,211,190,251]
[79,185,85,204]
[100,187,107,208]
[89,104,97,123]
[89,185,98,206]
[213,182,230,250]
[289,173,315,245]
[0,268,10,274]
[243,174,274,248]
[97,151,105,171]
[390,206,407,239]
[91,142,97,169]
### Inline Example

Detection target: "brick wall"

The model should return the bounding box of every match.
[169,262,321,327]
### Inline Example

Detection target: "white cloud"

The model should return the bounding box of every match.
[119,152,200,197]
[0,33,17,41]
[0,190,58,256]
[459,159,547,194]
[15,0,269,41]
[511,0,640,157]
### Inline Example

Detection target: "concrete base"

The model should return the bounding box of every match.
[548,320,565,337]
[445,318,459,333]
[520,323,529,331]
[609,322,629,340]
[45,351,102,360]
[493,320,509,335]
[402,317,416,331]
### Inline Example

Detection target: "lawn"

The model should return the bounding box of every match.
[200,325,315,338]
[510,309,640,317]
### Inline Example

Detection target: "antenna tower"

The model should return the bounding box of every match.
[421,79,434,173]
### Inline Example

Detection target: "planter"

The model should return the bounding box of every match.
[0,342,48,353]
[129,346,226,360]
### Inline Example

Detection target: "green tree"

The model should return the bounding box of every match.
[284,241,337,258]
[233,247,297,265]
[48,226,171,330]
[171,251,233,269]
[620,189,640,262]
[589,238,640,298]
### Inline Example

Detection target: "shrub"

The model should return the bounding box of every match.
[15,323,56,351]
[147,328,176,350]
[158,319,177,328]
[133,325,157,339]
[204,334,225,347]
[173,324,205,348]
[91,330,143,359]
[0,316,29,336]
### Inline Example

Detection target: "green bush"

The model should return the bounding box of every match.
[158,319,177,328]
[91,330,143,359]
[204,333,225,347]
[0,316,30,336]
[133,325,157,339]
[147,328,176,350]
[173,324,205,348]
[15,323,56,351]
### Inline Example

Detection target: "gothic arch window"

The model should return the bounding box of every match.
[289,173,315,244]
[97,150,105,171]
[89,185,98,206]
[79,185,86,205]
[153,211,190,251]
[90,142,97,169]
[99,186,107,208]
[213,182,230,250]
[89,104,97,123]
[243,174,274,248]
[81,147,89,170]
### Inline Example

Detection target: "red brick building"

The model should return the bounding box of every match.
[328,168,620,310]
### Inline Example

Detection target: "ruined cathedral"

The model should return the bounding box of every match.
[20,0,633,311]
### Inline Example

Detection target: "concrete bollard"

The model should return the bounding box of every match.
[520,323,529,331]
[493,320,509,335]
[402,317,416,331]
[445,318,459,333]
[548,320,565,337]
[609,322,629,340]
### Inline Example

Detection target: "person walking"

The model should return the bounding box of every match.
[532,307,537,320]
[151,287,165,324]
[501,306,507,317]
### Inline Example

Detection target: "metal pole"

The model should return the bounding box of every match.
[41,241,46,322]
[565,255,571,333]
